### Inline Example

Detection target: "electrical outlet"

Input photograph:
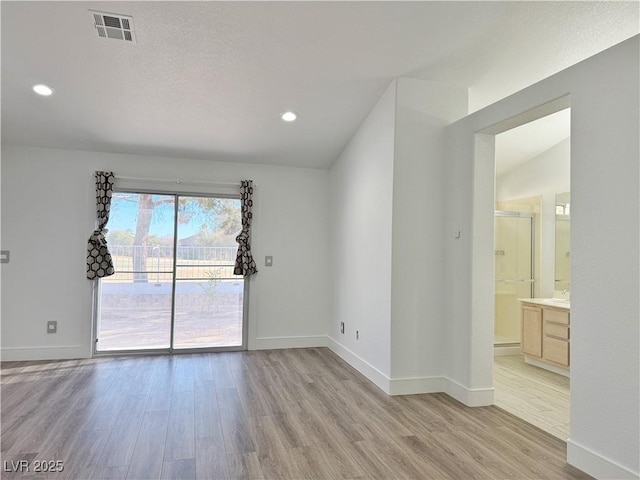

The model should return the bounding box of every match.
[47,321,57,334]
[340,322,345,334]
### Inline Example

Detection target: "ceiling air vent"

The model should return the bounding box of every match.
[90,10,136,43]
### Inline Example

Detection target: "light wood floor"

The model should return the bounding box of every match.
[494,355,570,440]
[1,348,589,480]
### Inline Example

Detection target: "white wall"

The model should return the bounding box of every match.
[390,78,467,387]
[1,145,330,360]
[496,137,570,297]
[328,78,467,393]
[446,36,639,478]
[328,81,396,385]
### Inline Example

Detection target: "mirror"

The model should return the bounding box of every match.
[555,192,570,291]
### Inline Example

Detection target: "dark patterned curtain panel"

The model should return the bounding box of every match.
[234,180,258,276]
[87,171,116,280]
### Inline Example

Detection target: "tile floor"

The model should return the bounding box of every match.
[494,354,570,440]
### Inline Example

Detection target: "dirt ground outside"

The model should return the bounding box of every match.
[98,280,244,351]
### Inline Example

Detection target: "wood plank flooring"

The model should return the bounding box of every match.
[1,348,590,479]
[494,355,570,440]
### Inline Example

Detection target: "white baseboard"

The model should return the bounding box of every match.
[524,355,570,377]
[326,337,491,403]
[1,345,87,361]
[388,376,446,395]
[252,335,328,351]
[444,377,494,406]
[494,345,522,357]
[567,439,639,480]
[326,336,391,393]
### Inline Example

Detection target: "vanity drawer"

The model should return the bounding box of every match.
[543,336,570,366]
[545,323,569,339]
[544,308,569,325]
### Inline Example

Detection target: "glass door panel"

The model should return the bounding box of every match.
[96,193,175,351]
[173,197,244,349]
[494,213,533,345]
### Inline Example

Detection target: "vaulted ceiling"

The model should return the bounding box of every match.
[2,2,638,169]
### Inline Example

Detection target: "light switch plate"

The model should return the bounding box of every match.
[0,250,9,263]
[265,256,273,267]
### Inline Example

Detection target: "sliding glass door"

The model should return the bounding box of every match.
[95,192,245,353]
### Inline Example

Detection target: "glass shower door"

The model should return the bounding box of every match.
[494,212,534,346]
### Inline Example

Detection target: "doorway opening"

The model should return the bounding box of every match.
[492,107,571,440]
[94,191,246,354]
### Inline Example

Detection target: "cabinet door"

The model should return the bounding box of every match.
[522,305,542,357]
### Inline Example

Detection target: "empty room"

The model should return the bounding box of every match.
[1,2,639,479]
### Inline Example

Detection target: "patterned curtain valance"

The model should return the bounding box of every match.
[87,171,115,280]
[234,180,258,277]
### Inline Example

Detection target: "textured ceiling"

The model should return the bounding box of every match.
[1,1,638,169]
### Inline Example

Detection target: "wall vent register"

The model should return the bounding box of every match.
[90,11,135,43]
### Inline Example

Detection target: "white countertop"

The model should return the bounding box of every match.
[519,298,570,310]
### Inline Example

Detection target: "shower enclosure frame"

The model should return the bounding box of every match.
[494,210,535,347]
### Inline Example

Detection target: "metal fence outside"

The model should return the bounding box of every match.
[107,245,240,281]
[109,245,237,261]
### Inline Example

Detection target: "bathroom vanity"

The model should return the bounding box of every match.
[520,298,570,376]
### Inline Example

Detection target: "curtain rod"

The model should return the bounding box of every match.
[111,175,254,188]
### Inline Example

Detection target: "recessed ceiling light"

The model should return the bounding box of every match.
[33,84,54,96]
[281,111,297,122]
